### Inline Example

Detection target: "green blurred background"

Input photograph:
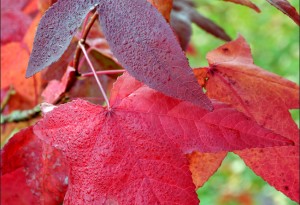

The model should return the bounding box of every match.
[186,0,299,204]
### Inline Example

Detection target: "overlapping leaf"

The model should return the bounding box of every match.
[194,36,299,202]
[27,0,212,110]
[1,42,41,108]
[0,0,35,44]
[236,146,300,202]
[1,168,37,205]
[223,0,260,12]
[266,0,300,25]
[33,72,292,204]
[171,0,231,49]
[98,0,212,109]
[26,0,97,77]
[223,0,300,25]
[1,126,69,205]
[147,0,173,22]
[197,35,299,143]
[41,67,76,103]
[187,151,227,189]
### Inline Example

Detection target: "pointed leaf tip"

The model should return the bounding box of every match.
[26,0,97,77]
[266,0,300,26]
[224,0,261,13]
[98,0,212,110]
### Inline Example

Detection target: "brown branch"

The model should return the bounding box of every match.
[73,11,99,75]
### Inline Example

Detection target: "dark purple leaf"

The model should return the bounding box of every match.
[26,0,97,77]
[98,0,212,110]
[27,0,212,110]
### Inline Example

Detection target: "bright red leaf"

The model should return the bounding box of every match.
[1,168,37,205]
[1,126,69,205]
[196,35,299,143]
[195,36,299,202]
[33,72,292,204]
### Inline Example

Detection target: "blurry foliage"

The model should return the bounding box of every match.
[197,153,298,205]
[187,1,299,204]
[188,0,299,84]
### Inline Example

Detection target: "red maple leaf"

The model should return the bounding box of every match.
[194,36,299,202]
[31,72,292,204]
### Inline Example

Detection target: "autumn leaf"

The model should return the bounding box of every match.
[147,0,173,22]
[171,0,231,49]
[41,66,76,104]
[27,0,212,110]
[235,146,300,202]
[0,0,34,44]
[98,0,212,110]
[41,40,77,83]
[223,0,299,25]
[1,168,37,205]
[26,0,97,77]
[266,0,300,25]
[197,35,299,143]
[223,0,261,13]
[1,42,41,107]
[1,126,69,205]
[194,36,299,202]
[33,72,292,204]
[187,151,227,189]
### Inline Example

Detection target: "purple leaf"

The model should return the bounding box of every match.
[27,0,212,110]
[26,0,97,77]
[98,0,212,110]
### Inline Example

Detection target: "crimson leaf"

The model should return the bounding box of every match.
[33,72,292,204]
[1,126,68,205]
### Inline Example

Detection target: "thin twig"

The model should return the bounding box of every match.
[73,12,99,74]
[78,41,111,110]
[81,69,125,77]
[1,86,15,112]
[1,105,41,124]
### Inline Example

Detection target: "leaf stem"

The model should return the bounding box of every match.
[73,12,99,74]
[78,41,111,110]
[81,69,125,77]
